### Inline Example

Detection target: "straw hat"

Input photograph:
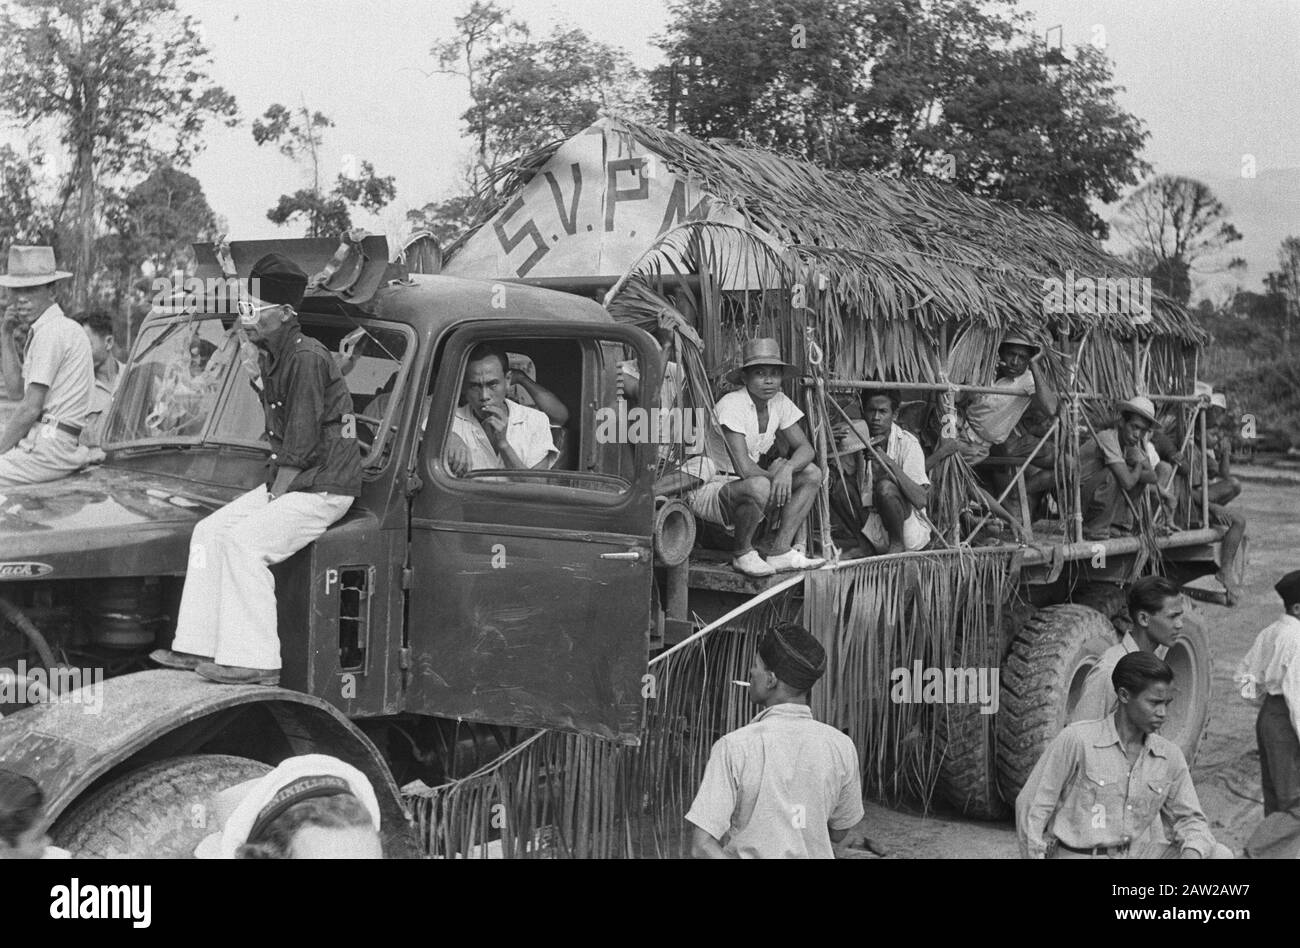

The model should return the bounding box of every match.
[0,246,73,288]
[999,331,1041,357]
[194,754,381,859]
[1116,395,1158,425]
[725,337,796,385]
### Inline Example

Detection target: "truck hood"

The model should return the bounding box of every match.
[0,465,239,581]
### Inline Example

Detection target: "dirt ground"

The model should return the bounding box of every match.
[854,472,1296,858]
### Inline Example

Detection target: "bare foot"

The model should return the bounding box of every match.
[886,540,906,555]
[1216,571,1241,607]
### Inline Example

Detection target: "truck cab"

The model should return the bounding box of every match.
[0,236,664,852]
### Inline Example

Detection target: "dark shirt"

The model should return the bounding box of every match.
[259,318,362,496]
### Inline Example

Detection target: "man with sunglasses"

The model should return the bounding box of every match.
[151,254,361,685]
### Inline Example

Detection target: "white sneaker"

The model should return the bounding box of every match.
[766,549,827,572]
[732,550,776,577]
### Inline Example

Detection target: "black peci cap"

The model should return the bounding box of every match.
[248,253,308,309]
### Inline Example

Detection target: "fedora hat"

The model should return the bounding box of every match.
[726,337,796,385]
[999,331,1041,356]
[1117,395,1158,426]
[0,246,73,289]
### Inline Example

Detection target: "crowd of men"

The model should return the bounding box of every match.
[1,247,1286,859]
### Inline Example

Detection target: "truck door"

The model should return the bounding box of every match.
[407,321,660,742]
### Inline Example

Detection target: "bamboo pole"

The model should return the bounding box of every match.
[1199,408,1210,530]
[960,416,1061,544]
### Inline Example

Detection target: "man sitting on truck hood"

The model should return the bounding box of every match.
[151,253,362,686]
[446,344,558,475]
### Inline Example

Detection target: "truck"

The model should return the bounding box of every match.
[0,120,1235,854]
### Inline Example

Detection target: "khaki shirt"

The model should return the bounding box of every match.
[22,304,92,427]
[1016,716,1215,858]
[685,703,864,858]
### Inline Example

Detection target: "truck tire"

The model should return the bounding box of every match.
[1071,582,1131,635]
[1164,600,1212,766]
[996,604,1115,804]
[52,754,271,858]
[935,701,1008,820]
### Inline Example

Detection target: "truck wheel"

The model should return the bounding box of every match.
[52,754,271,858]
[1164,600,1212,766]
[996,604,1114,804]
[1071,582,1131,635]
[935,701,1007,820]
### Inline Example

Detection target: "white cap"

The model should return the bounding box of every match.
[1209,392,1227,410]
[194,754,381,859]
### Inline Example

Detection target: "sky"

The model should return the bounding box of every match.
[8,0,1299,302]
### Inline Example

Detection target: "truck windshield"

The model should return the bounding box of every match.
[103,313,411,468]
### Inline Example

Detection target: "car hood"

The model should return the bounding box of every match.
[0,465,240,581]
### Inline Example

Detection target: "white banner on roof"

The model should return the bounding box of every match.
[443,119,776,288]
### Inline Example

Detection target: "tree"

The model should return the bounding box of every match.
[1272,236,1300,355]
[0,144,55,252]
[654,0,1150,238]
[1112,175,1244,306]
[406,194,479,247]
[434,1,651,192]
[0,0,238,310]
[254,102,397,237]
[96,165,220,319]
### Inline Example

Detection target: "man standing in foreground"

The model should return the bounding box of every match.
[1017,652,1231,859]
[151,253,361,685]
[686,622,865,858]
[0,246,92,486]
[1236,570,1300,858]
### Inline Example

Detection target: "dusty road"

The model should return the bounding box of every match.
[856,473,1296,858]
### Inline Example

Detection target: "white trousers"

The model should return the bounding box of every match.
[172,485,354,670]
[0,426,90,487]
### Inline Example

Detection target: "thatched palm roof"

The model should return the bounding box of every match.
[451,119,1203,393]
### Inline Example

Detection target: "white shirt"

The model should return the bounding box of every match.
[712,389,804,474]
[452,400,556,471]
[963,369,1035,447]
[1073,632,1169,723]
[22,303,93,427]
[1236,614,1300,739]
[845,421,931,550]
[685,703,865,859]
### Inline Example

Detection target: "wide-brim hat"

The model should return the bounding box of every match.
[194,754,381,859]
[0,246,73,288]
[1116,395,1158,425]
[725,337,796,385]
[999,332,1041,357]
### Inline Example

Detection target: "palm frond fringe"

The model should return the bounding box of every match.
[405,549,1017,858]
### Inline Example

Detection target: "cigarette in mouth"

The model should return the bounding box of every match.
[732,680,750,687]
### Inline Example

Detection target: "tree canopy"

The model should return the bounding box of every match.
[253,102,397,238]
[0,0,237,308]
[652,0,1149,238]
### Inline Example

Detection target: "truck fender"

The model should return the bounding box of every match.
[0,670,418,857]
